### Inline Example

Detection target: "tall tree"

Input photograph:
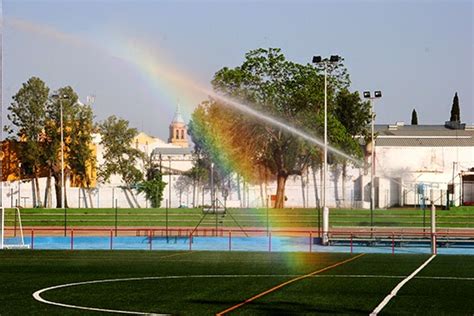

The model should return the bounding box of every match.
[68,101,96,206]
[97,115,144,187]
[6,77,49,207]
[411,109,418,125]
[450,92,460,122]
[191,48,355,208]
[334,88,371,202]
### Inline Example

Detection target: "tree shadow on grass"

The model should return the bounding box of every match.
[190,299,368,315]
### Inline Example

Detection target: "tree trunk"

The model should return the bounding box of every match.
[333,166,340,207]
[275,173,288,208]
[342,163,347,207]
[312,167,320,208]
[44,175,50,208]
[301,174,306,208]
[87,187,94,208]
[53,174,61,208]
[34,175,42,207]
[237,174,241,207]
[64,173,69,208]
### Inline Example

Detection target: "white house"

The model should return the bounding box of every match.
[359,121,474,208]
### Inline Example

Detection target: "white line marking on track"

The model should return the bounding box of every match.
[370,255,437,316]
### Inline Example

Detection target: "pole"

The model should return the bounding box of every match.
[322,65,329,245]
[168,157,172,208]
[323,205,329,245]
[60,98,65,212]
[211,163,217,235]
[18,164,21,209]
[431,196,437,255]
[370,99,375,228]
[114,199,118,237]
[14,208,17,237]
[166,199,169,243]
[323,65,327,214]
[266,195,269,236]
[64,206,67,237]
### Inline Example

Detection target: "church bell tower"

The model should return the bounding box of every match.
[168,104,188,148]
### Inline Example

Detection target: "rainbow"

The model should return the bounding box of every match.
[9,20,325,240]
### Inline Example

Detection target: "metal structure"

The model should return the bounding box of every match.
[312,55,340,244]
[363,90,382,228]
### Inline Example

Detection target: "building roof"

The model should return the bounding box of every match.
[374,123,474,147]
[151,147,192,156]
[171,104,185,124]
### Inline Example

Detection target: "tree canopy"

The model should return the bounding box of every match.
[97,115,144,186]
[6,77,49,206]
[189,48,370,208]
[450,92,460,122]
[6,78,96,208]
[411,109,418,125]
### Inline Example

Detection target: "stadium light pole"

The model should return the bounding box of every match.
[312,55,340,245]
[52,93,69,236]
[363,90,382,229]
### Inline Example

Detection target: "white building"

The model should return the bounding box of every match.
[209,121,474,209]
[359,121,474,208]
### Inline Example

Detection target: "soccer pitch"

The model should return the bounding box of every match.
[1,250,473,315]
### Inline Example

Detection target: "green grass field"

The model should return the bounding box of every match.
[4,206,474,229]
[1,250,473,315]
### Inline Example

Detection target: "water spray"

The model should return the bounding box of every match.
[205,91,364,166]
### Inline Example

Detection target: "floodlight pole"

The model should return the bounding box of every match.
[60,98,64,209]
[370,98,375,227]
[52,94,69,236]
[312,55,340,245]
[363,91,382,230]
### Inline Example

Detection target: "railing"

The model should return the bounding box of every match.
[2,226,474,254]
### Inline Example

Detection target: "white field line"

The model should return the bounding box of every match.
[370,255,437,316]
[32,275,299,315]
[33,270,473,315]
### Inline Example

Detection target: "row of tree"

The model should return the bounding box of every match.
[411,92,461,125]
[5,77,165,208]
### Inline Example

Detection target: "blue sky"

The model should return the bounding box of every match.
[3,0,473,139]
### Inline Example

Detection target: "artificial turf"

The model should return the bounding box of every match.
[0,250,473,315]
[3,206,474,228]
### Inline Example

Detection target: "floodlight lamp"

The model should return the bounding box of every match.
[329,55,340,62]
[374,91,382,98]
[312,56,322,63]
[363,91,371,98]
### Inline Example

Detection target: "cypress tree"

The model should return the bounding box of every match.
[411,109,418,125]
[450,92,460,122]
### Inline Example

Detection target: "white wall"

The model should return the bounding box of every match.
[1,144,471,209]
